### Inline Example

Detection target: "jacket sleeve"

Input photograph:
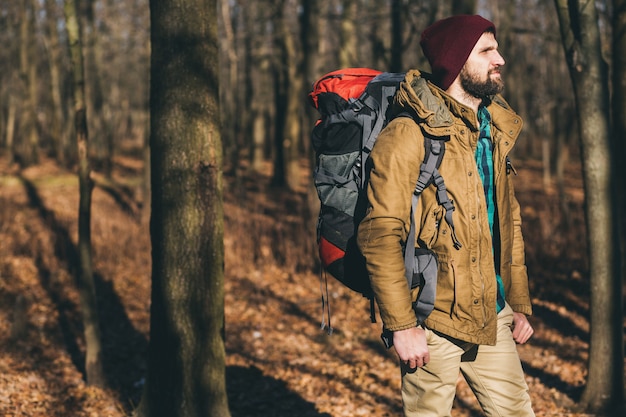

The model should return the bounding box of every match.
[357,118,425,331]
[506,177,533,316]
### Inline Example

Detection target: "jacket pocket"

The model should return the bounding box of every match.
[433,253,455,314]
[416,200,443,248]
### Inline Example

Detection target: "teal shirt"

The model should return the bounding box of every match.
[476,106,506,313]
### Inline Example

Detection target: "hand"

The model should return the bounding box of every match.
[393,326,429,369]
[512,312,534,344]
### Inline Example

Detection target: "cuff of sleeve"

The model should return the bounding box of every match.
[386,319,418,332]
[510,304,532,316]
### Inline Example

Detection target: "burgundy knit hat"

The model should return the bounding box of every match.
[420,15,496,90]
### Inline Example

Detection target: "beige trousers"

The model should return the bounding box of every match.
[401,303,535,417]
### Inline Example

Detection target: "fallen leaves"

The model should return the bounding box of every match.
[0,156,623,416]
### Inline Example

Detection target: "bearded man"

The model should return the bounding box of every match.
[357,15,535,417]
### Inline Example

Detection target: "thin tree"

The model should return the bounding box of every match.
[271,0,288,187]
[338,0,357,68]
[138,0,230,415]
[451,0,477,15]
[19,0,39,165]
[247,0,270,175]
[219,0,238,172]
[283,3,303,192]
[82,0,105,167]
[271,0,302,191]
[64,0,105,387]
[390,0,404,72]
[44,0,69,166]
[554,0,623,414]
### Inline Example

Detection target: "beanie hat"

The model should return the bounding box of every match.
[420,15,496,91]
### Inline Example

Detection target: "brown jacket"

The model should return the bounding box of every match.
[357,70,532,345]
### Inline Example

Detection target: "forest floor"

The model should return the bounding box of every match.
[0,153,624,417]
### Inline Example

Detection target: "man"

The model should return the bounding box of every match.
[357,15,535,416]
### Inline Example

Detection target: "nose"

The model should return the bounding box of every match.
[495,51,505,67]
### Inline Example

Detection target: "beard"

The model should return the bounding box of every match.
[459,66,504,99]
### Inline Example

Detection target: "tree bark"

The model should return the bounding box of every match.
[613,0,626,311]
[64,0,106,388]
[140,0,230,415]
[554,0,623,413]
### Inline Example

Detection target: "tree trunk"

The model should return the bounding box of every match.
[271,0,289,188]
[5,94,17,165]
[283,11,302,191]
[390,0,403,72]
[338,0,357,68]
[45,0,68,166]
[140,0,230,415]
[451,0,476,15]
[300,0,320,138]
[554,0,623,413]
[64,0,105,388]
[19,0,39,166]
[141,112,151,224]
[266,0,302,192]
[613,0,626,319]
[245,1,270,175]
[82,0,109,175]
[219,0,238,173]
[300,0,322,260]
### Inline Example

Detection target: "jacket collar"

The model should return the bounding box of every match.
[394,70,523,142]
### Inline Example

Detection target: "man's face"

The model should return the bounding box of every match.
[459,32,505,99]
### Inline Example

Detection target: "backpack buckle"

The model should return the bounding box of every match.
[349,97,365,112]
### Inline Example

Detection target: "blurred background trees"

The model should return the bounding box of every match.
[1,0,149,170]
[1,0,585,186]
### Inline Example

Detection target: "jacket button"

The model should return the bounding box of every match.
[471,214,476,220]
[471,257,476,262]
[473,299,479,304]
[468,172,473,176]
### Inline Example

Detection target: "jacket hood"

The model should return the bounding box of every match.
[392,70,454,137]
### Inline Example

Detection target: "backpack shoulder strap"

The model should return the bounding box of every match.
[396,116,461,252]
[419,135,461,250]
[399,116,462,324]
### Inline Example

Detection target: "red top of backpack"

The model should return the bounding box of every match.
[308,68,383,109]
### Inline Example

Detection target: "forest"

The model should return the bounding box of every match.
[0,0,624,416]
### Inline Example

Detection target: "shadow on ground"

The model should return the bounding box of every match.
[227,365,332,417]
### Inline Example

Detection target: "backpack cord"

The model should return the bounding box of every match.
[369,298,377,323]
[319,269,334,335]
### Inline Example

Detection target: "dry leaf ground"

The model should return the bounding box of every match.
[0,154,623,416]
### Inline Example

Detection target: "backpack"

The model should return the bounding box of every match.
[308,68,460,333]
